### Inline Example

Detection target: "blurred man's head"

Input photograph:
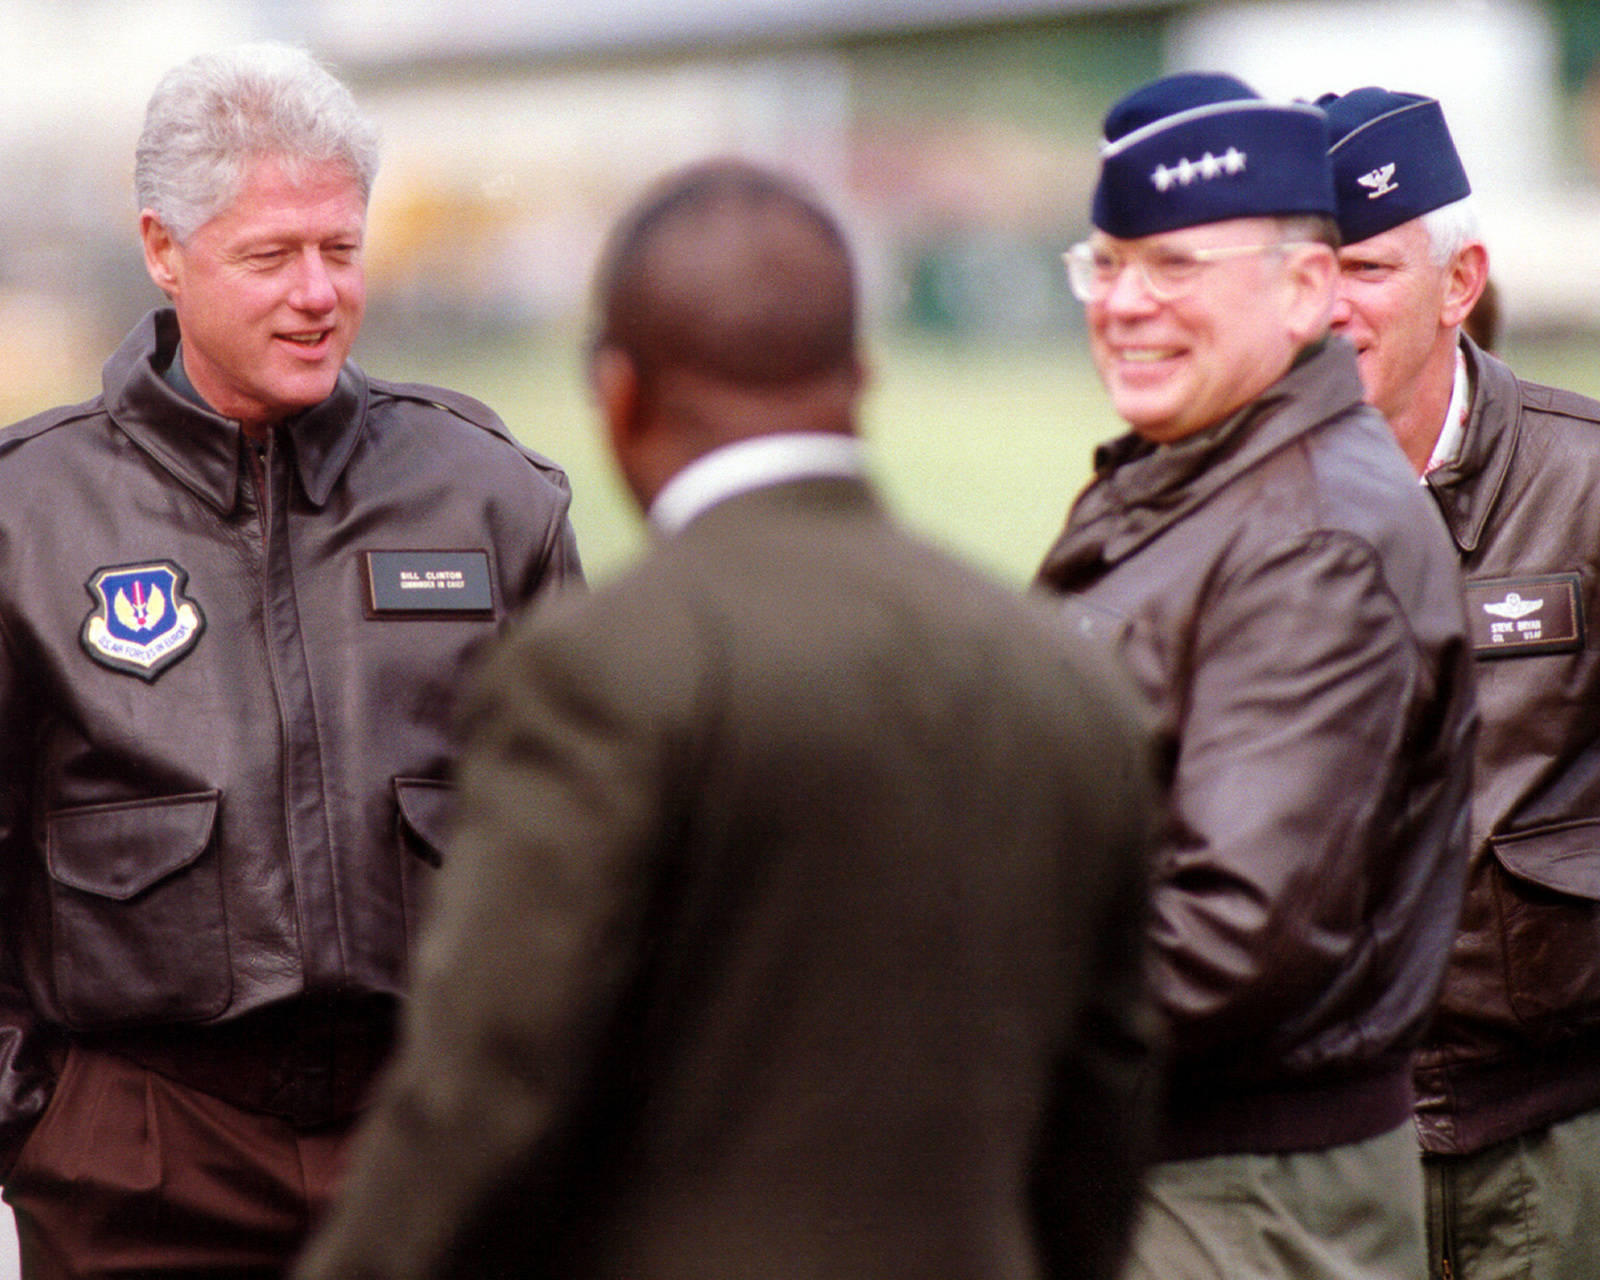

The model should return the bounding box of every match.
[589,159,863,509]
[1321,87,1488,470]
[1072,73,1341,443]
[136,44,380,435]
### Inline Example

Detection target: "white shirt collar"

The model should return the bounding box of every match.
[1422,344,1472,478]
[648,432,868,536]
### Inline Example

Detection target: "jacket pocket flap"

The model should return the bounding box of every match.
[1491,819,1600,900]
[46,790,221,901]
[394,778,455,866]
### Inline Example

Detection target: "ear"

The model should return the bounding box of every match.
[140,211,181,299]
[590,345,640,450]
[590,346,655,510]
[1439,240,1489,329]
[1281,242,1338,347]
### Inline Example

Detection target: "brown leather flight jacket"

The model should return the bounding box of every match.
[1412,340,1600,1155]
[0,310,581,1171]
[1038,339,1475,1160]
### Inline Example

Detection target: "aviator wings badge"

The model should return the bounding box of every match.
[1482,591,1543,620]
[81,561,205,681]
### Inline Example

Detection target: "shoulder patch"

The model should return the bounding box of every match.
[81,561,205,680]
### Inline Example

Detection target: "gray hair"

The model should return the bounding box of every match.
[135,42,380,242]
[1419,196,1482,266]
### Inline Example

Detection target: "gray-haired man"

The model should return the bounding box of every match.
[0,42,580,1276]
[1324,85,1600,1280]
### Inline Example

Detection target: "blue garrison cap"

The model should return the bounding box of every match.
[1092,72,1336,239]
[1319,87,1471,245]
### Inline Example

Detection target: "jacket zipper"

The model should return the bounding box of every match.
[246,428,349,979]
[248,434,271,530]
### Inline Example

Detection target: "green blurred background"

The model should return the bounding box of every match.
[368,329,1121,586]
[8,327,1595,592]
[352,327,1600,588]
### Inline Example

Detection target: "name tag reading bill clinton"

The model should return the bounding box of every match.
[364,550,495,619]
[1466,573,1583,658]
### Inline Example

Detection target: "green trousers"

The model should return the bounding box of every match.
[1121,1123,1425,1280]
[1425,1104,1600,1280]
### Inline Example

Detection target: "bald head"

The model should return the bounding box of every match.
[593,159,858,390]
[589,160,864,511]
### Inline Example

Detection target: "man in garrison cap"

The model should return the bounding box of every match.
[1035,72,1476,1279]
[1323,85,1600,1280]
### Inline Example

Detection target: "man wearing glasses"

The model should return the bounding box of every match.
[1037,73,1475,1279]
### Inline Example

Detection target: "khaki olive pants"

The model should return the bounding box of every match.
[1425,1104,1600,1280]
[1121,1123,1425,1280]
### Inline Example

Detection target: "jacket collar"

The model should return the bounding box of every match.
[103,308,368,514]
[1422,337,1519,555]
[1047,336,1365,574]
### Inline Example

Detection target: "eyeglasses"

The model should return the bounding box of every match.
[1062,239,1310,304]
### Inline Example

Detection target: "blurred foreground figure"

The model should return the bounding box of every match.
[1036,73,1475,1279]
[297,158,1162,1280]
[1324,85,1600,1280]
[0,42,580,1278]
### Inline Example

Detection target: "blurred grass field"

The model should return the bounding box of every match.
[362,326,1600,588]
[357,327,1125,588]
[7,324,1599,590]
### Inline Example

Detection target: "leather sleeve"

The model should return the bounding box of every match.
[0,619,59,1181]
[1144,529,1419,1057]
[0,955,56,1182]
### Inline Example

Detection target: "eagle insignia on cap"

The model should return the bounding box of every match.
[1357,163,1399,199]
[81,560,205,681]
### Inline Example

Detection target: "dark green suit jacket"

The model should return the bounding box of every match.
[297,474,1160,1280]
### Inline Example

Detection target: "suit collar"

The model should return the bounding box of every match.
[650,431,868,536]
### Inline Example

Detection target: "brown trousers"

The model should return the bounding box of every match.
[2,1046,356,1279]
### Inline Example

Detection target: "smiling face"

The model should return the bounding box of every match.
[1331,217,1484,471]
[1086,217,1333,444]
[141,154,367,434]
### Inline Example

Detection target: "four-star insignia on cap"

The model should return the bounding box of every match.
[1151,147,1247,192]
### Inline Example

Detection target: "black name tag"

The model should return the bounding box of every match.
[1466,572,1584,658]
[364,550,495,619]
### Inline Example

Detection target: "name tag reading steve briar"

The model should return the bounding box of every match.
[363,550,495,619]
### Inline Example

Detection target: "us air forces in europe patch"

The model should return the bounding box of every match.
[81,561,205,681]
[1466,573,1583,659]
